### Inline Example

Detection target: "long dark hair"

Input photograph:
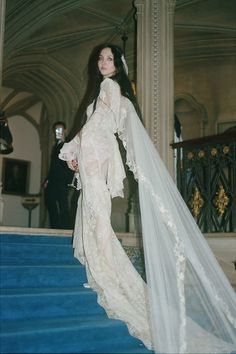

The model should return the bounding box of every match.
[67,43,141,139]
[91,44,139,108]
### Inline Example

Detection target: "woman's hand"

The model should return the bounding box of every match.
[67,159,78,171]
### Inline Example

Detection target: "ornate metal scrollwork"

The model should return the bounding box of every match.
[172,134,235,232]
[214,185,229,216]
[190,186,204,218]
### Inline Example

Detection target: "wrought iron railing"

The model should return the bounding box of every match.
[172,131,236,233]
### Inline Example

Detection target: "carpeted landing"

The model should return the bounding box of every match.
[0,232,154,353]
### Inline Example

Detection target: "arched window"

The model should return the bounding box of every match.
[174,94,207,140]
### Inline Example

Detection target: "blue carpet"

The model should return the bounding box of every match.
[0,232,153,353]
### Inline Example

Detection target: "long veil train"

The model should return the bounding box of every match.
[118,96,236,353]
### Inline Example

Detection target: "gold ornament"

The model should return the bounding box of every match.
[214,185,229,216]
[190,186,204,218]
[211,148,218,156]
[198,150,205,158]
[187,152,194,160]
[223,146,230,154]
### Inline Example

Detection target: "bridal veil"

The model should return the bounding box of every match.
[118,96,236,353]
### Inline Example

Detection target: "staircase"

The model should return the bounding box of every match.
[0,230,153,353]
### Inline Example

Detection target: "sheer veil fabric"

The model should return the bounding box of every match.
[60,78,236,354]
[118,96,236,353]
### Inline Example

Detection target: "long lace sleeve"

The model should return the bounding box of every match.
[59,134,80,161]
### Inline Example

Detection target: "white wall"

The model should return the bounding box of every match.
[0,116,41,227]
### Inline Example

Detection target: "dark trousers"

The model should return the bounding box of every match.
[45,184,70,229]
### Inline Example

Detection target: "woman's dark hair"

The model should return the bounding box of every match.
[68,43,141,139]
[92,44,141,115]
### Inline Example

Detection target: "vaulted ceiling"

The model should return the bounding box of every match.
[2,0,136,127]
[175,0,236,61]
[2,0,236,130]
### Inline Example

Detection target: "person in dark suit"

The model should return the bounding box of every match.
[43,121,74,229]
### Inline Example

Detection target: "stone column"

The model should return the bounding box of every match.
[0,0,6,95]
[134,0,176,173]
[0,0,6,224]
[134,0,152,134]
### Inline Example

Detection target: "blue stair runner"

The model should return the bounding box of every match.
[0,232,153,353]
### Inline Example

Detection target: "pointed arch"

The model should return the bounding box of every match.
[174,93,208,140]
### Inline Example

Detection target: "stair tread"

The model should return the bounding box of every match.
[0,234,72,245]
[1,259,79,265]
[94,347,153,354]
[0,286,93,296]
[0,264,83,269]
[0,314,126,335]
[1,316,152,353]
[0,241,72,248]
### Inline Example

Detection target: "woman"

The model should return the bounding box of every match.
[59,44,236,353]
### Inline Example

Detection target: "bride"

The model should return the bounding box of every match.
[59,43,236,353]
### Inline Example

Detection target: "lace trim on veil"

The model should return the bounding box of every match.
[139,173,187,352]
[117,104,236,353]
[118,121,187,352]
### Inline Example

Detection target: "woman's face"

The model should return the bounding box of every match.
[98,47,116,78]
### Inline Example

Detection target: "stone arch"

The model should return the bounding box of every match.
[174,93,208,140]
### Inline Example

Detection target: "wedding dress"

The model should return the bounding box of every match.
[59,78,236,353]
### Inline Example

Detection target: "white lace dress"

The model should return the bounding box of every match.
[59,78,152,349]
[59,78,236,354]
